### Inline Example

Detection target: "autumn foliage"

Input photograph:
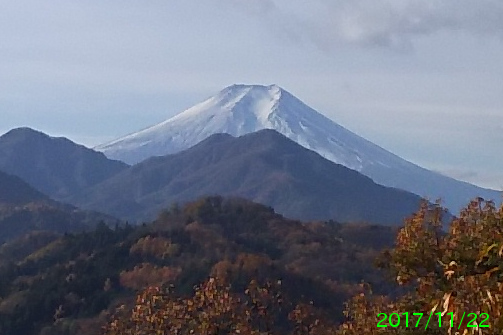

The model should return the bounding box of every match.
[103,198,503,335]
[103,277,339,335]
[337,198,503,335]
[119,263,181,290]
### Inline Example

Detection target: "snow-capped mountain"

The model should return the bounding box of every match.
[96,84,500,211]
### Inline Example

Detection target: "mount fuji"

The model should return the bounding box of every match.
[96,84,500,211]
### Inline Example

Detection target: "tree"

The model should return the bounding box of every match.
[102,277,338,335]
[103,278,269,334]
[337,198,503,335]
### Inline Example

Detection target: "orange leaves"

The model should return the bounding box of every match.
[392,200,445,286]
[104,277,256,334]
[103,276,340,335]
[129,236,179,259]
[119,263,181,290]
[336,197,503,335]
[210,253,275,284]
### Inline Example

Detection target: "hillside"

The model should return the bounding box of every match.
[73,130,424,224]
[0,170,119,243]
[0,196,398,335]
[0,170,49,205]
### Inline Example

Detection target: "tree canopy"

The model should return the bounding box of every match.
[103,198,503,335]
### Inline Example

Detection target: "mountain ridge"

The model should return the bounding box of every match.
[74,129,425,224]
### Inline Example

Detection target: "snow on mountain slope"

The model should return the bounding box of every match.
[96,84,501,211]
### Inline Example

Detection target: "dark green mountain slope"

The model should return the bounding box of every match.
[71,129,424,224]
[0,127,128,200]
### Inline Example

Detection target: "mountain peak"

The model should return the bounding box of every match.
[2,127,50,140]
[94,83,379,167]
[95,83,300,162]
[222,83,282,93]
[0,127,94,155]
[213,83,285,114]
[0,127,68,150]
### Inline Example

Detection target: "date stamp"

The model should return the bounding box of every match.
[377,312,489,329]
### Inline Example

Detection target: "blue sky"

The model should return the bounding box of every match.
[1,0,502,190]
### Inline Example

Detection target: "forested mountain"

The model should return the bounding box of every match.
[0,196,398,335]
[0,127,128,200]
[0,170,49,205]
[0,170,119,243]
[102,197,503,335]
[72,130,424,224]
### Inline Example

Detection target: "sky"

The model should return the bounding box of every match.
[1,0,502,190]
